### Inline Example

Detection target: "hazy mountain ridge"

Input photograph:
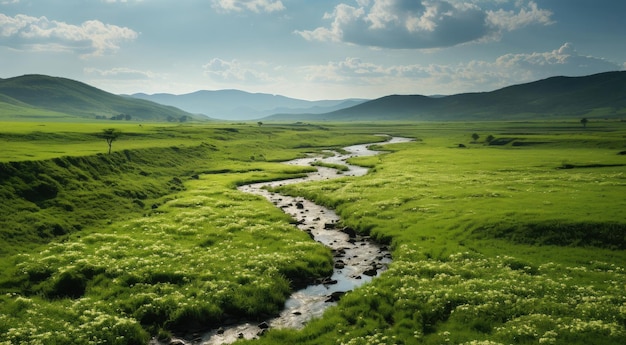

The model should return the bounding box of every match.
[0,75,202,121]
[268,71,626,121]
[130,90,367,121]
[1,71,623,122]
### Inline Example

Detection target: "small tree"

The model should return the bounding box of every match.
[257,121,263,127]
[99,128,121,154]
[471,133,480,142]
[581,118,588,128]
[486,134,495,143]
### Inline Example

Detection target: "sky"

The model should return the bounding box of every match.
[0,0,625,100]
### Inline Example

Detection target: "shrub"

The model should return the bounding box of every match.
[46,271,87,299]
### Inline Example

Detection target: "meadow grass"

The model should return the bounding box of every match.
[257,120,626,345]
[0,121,384,344]
[0,120,625,344]
[1,170,334,343]
[0,122,386,162]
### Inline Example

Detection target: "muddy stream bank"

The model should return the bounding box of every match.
[154,136,412,345]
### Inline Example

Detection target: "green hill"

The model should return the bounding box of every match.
[0,74,203,121]
[3,72,624,122]
[288,71,626,121]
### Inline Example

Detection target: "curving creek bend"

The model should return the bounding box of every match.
[154,136,412,345]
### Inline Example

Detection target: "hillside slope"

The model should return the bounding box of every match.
[0,75,202,121]
[292,71,626,121]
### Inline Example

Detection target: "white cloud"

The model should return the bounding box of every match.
[495,43,620,75]
[101,0,145,3]
[202,58,282,83]
[296,4,364,43]
[299,43,622,96]
[301,57,433,86]
[296,0,553,49]
[487,1,553,31]
[0,13,138,57]
[84,67,156,79]
[211,0,285,13]
[425,43,623,92]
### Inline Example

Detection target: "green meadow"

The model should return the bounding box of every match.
[0,120,624,345]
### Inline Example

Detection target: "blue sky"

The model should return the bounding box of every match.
[1,0,624,100]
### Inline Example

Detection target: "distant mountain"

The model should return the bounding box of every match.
[130,90,367,121]
[0,75,203,122]
[3,72,623,123]
[266,71,626,122]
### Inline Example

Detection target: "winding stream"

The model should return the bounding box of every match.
[158,136,412,345]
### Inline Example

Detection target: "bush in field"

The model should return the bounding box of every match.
[46,270,88,299]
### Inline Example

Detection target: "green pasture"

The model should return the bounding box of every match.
[0,121,390,162]
[0,121,180,161]
[0,120,625,345]
[262,120,626,345]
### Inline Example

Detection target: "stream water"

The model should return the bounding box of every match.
[155,136,412,345]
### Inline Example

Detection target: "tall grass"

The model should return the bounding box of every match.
[257,121,626,344]
[0,121,383,343]
[1,120,625,344]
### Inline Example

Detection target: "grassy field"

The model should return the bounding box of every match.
[0,120,625,345]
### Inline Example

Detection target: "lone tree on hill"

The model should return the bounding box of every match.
[581,118,588,128]
[99,128,121,154]
[471,133,480,142]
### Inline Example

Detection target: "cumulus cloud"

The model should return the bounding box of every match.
[495,42,621,76]
[0,13,138,57]
[301,57,435,85]
[439,43,624,91]
[300,43,622,95]
[487,1,553,31]
[202,58,282,83]
[211,0,285,13]
[302,57,389,83]
[101,0,145,3]
[84,67,156,79]
[295,0,553,49]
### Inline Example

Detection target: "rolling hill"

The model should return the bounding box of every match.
[0,75,202,122]
[266,71,626,122]
[2,71,624,123]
